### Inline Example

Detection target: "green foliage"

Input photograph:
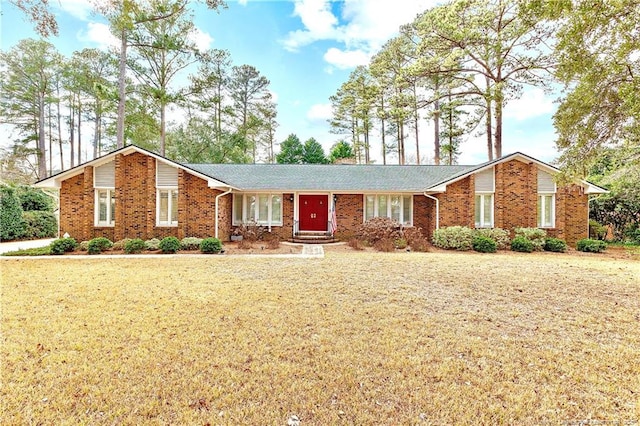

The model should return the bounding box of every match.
[87,237,113,254]
[432,226,475,251]
[181,237,203,250]
[0,186,25,241]
[302,138,328,164]
[475,228,511,250]
[124,238,146,254]
[16,186,54,211]
[276,134,304,164]
[514,227,547,251]
[111,238,132,251]
[329,141,355,163]
[394,238,408,249]
[472,236,497,253]
[511,237,534,253]
[2,246,51,256]
[544,237,567,253]
[78,241,90,251]
[200,237,223,254]
[589,219,607,240]
[50,238,77,255]
[159,236,181,253]
[576,239,607,253]
[356,217,402,245]
[626,227,640,245]
[21,210,57,239]
[145,238,161,250]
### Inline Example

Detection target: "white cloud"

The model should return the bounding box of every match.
[77,22,119,50]
[323,47,370,69]
[504,88,555,121]
[188,27,214,52]
[56,0,95,21]
[283,0,339,51]
[306,103,333,122]
[238,0,249,5]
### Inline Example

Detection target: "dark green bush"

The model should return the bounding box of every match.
[514,227,547,251]
[589,219,607,240]
[0,186,25,241]
[16,186,54,211]
[159,236,181,253]
[576,238,607,253]
[472,235,497,253]
[87,237,113,254]
[511,236,534,253]
[544,237,567,253]
[624,226,640,245]
[21,211,57,239]
[125,238,146,254]
[200,237,222,254]
[50,238,77,255]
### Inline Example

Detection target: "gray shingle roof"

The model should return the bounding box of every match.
[185,163,474,192]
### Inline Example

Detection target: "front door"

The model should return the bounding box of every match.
[299,195,328,232]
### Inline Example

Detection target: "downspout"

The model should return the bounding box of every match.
[215,188,233,239]
[423,192,440,230]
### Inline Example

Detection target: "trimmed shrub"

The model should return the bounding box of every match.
[432,226,474,250]
[394,238,408,249]
[87,237,113,254]
[403,227,425,246]
[475,228,510,250]
[78,240,90,251]
[50,238,77,255]
[159,236,181,253]
[16,186,54,212]
[589,219,607,240]
[112,238,132,251]
[472,235,497,253]
[0,186,25,241]
[409,237,430,252]
[238,239,253,250]
[544,237,567,253]
[577,238,607,253]
[264,235,281,250]
[514,227,547,251]
[181,237,203,251]
[200,237,223,254]
[511,236,534,253]
[145,238,161,250]
[356,217,402,245]
[125,238,146,254]
[373,238,396,252]
[348,238,365,250]
[21,211,57,239]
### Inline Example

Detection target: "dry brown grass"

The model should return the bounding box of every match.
[2,252,639,424]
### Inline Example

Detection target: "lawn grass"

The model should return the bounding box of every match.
[1,252,639,424]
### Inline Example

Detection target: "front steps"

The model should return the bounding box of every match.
[292,231,337,244]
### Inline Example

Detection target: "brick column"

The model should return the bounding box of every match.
[147,159,156,239]
[83,166,94,241]
[114,154,125,241]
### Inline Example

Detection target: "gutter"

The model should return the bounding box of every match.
[423,192,440,230]
[214,188,233,239]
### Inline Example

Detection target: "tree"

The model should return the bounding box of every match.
[276,134,304,164]
[0,185,25,241]
[302,138,329,164]
[439,93,469,165]
[9,0,58,37]
[329,141,355,163]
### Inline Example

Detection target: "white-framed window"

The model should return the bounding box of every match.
[537,170,556,228]
[474,167,494,228]
[233,193,283,226]
[475,193,494,228]
[364,194,413,226]
[94,161,115,227]
[95,189,115,226]
[157,189,178,226]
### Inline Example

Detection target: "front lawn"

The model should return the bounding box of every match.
[2,252,639,424]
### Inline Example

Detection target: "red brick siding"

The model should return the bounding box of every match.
[59,173,87,241]
[412,195,433,238]
[436,176,474,229]
[494,161,538,233]
[333,194,363,239]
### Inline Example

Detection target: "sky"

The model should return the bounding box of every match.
[0,0,559,165]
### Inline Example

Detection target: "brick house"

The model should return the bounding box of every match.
[34,145,606,245]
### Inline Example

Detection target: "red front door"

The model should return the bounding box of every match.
[299,195,328,232]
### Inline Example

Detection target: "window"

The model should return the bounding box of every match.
[95,189,115,226]
[157,189,178,226]
[233,193,283,226]
[537,170,556,228]
[474,167,494,228]
[364,194,413,225]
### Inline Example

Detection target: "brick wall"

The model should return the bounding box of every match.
[436,176,474,229]
[334,194,363,239]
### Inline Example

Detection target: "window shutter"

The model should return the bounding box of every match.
[157,161,178,187]
[538,170,556,193]
[94,161,115,187]
[474,167,494,192]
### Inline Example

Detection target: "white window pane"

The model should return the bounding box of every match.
[475,195,481,227]
[159,191,168,222]
[403,196,411,225]
[537,196,543,227]
[258,195,269,222]
[271,195,282,222]
[98,190,108,222]
[365,195,375,220]
[171,190,178,223]
[233,194,243,223]
[483,195,492,226]
[377,195,387,217]
[544,195,553,227]
[390,195,400,222]
[247,195,256,221]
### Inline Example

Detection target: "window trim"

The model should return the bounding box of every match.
[363,193,413,226]
[537,193,555,228]
[232,193,283,226]
[95,188,115,227]
[475,192,494,228]
[156,188,178,227]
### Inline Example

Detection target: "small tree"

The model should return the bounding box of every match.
[329,140,355,163]
[276,134,304,164]
[0,186,25,241]
[302,138,328,164]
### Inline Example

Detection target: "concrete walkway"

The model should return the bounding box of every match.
[0,238,56,254]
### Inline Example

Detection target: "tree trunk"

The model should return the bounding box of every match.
[69,99,75,168]
[433,100,440,165]
[37,93,47,179]
[77,97,82,165]
[494,83,503,159]
[56,95,63,171]
[48,102,53,176]
[160,103,166,156]
[381,98,386,165]
[116,29,127,149]
[364,119,370,164]
[485,76,493,161]
[413,85,420,165]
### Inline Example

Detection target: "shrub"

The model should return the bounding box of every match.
[589,219,607,240]
[624,226,640,245]
[234,222,266,242]
[200,237,223,254]
[16,186,54,212]
[264,235,281,250]
[403,227,425,246]
[21,211,57,239]
[472,236,497,253]
[125,238,146,254]
[475,228,510,250]
[112,238,132,251]
[50,238,77,255]
[409,237,430,252]
[511,236,534,253]
[145,238,161,250]
[87,237,113,254]
[394,238,408,249]
[181,237,203,250]
[238,239,253,250]
[544,237,567,253]
[356,217,402,245]
[514,227,547,251]
[0,186,25,241]
[348,238,365,250]
[432,226,474,250]
[577,238,607,253]
[78,240,90,251]
[159,236,181,253]
[373,238,396,252]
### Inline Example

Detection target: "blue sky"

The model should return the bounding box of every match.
[0,0,559,165]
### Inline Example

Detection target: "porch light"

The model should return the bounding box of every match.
[333,194,338,203]
[289,195,294,202]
